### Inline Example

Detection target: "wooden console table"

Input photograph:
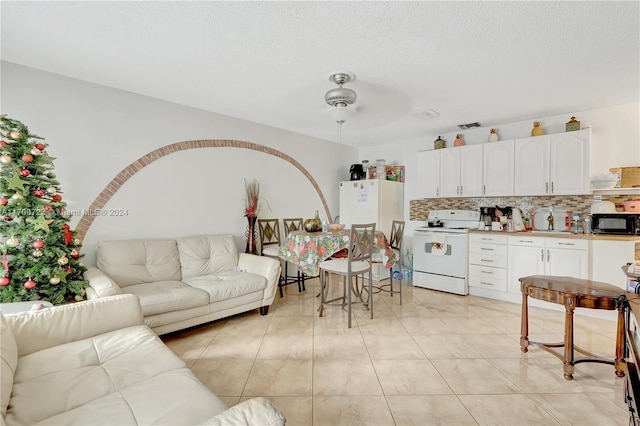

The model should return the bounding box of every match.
[519,275,627,380]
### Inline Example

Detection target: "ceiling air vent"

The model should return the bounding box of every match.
[410,108,440,120]
[458,122,482,129]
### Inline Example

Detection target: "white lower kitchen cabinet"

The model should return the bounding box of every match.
[590,239,640,289]
[508,236,588,295]
[468,233,509,299]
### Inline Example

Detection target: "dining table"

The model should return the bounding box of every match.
[278,229,398,277]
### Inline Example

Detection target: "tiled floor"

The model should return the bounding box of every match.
[162,278,630,425]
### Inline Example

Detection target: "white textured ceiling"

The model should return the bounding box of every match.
[1,1,638,147]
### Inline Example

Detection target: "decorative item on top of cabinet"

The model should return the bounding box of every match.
[566,116,581,132]
[488,128,499,142]
[434,136,445,150]
[454,134,464,147]
[531,121,543,136]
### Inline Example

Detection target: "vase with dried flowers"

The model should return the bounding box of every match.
[243,178,260,254]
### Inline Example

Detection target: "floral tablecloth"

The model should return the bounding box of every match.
[278,229,398,276]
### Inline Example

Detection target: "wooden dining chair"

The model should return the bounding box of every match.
[318,223,376,328]
[373,220,405,305]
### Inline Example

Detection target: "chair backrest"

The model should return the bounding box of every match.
[348,223,376,270]
[258,219,281,255]
[389,220,405,251]
[283,218,303,235]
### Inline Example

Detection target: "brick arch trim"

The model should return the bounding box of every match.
[75,139,331,241]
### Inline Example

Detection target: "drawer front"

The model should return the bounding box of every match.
[469,273,507,291]
[469,242,508,257]
[545,237,588,251]
[469,264,507,281]
[470,233,509,244]
[468,250,508,268]
[508,236,545,247]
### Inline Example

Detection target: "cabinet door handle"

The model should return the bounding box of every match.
[545,182,549,194]
[480,247,494,251]
[480,281,493,286]
[547,249,550,262]
[483,184,486,195]
[551,182,555,193]
[541,249,544,261]
[481,270,494,275]
[437,187,439,197]
[480,259,494,263]
[460,185,463,196]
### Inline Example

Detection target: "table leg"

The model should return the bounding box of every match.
[615,299,627,378]
[563,297,575,380]
[520,291,529,353]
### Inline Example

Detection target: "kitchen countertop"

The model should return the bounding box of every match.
[469,229,640,242]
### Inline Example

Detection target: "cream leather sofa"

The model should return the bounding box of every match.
[0,294,286,425]
[84,235,281,335]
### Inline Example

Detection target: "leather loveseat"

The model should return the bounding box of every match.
[0,294,286,425]
[83,234,281,335]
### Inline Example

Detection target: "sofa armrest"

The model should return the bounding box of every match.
[4,294,144,357]
[238,253,280,306]
[199,397,286,426]
[84,266,122,299]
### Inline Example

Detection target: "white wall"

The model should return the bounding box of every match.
[1,62,358,265]
[360,101,640,257]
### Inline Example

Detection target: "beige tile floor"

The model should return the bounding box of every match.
[162,278,630,425]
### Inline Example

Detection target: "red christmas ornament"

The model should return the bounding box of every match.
[0,198,8,206]
[62,230,73,245]
[0,277,9,286]
[62,224,70,230]
[19,168,31,177]
[21,154,34,163]
[0,141,8,148]
[4,215,13,222]
[52,194,62,201]
[33,189,45,197]
[33,240,45,249]
[24,279,36,290]
[70,249,79,259]
[65,267,73,273]
[35,143,45,151]
[43,205,53,212]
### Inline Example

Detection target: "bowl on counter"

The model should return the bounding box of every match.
[328,223,345,232]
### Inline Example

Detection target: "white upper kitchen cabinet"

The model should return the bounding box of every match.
[439,145,483,197]
[417,150,440,198]
[482,140,514,196]
[514,129,591,196]
[514,135,550,195]
[549,129,591,195]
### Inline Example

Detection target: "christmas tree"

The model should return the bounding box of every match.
[0,115,87,305]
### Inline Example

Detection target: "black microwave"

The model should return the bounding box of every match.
[591,213,640,235]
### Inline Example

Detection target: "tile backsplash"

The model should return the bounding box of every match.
[409,194,632,221]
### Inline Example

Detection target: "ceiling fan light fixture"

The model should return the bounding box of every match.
[328,105,356,124]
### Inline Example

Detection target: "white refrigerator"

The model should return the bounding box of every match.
[339,179,404,280]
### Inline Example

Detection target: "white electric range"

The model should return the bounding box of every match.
[412,210,480,295]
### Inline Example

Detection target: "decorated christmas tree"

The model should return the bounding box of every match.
[0,115,87,304]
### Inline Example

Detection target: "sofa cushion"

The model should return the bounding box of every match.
[97,239,181,287]
[123,281,209,316]
[0,314,17,417]
[177,235,238,280]
[5,325,228,425]
[183,271,267,302]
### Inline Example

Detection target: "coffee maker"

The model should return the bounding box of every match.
[349,164,366,180]
[480,207,496,228]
